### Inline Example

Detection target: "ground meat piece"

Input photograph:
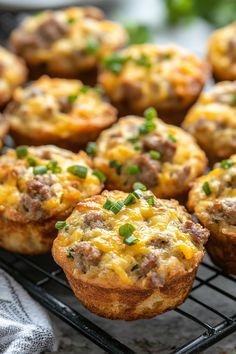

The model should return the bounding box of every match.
[58,96,73,113]
[139,253,159,276]
[182,219,209,245]
[134,153,161,188]
[171,166,191,187]
[82,211,112,230]
[36,16,68,46]
[142,134,176,162]
[208,198,236,226]
[148,233,170,248]
[20,175,53,221]
[73,241,103,273]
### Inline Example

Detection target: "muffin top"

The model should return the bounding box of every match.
[188,154,236,232]
[183,81,236,161]
[0,145,104,223]
[7,76,117,138]
[53,190,208,288]
[208,21,236,80]
[98,43,208,112]
[0,46,27,105]
[10,7,127,69]
[94,112,207,198]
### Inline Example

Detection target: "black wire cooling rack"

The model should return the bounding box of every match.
[0,248,235,354]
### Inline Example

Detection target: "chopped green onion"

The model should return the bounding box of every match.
[16,146,28,158]
[149,150,161,160]
[124,235,139,246]
[103,198,114,210]
[33,166,48,175]
[167,134,177,143]
[131,264,139,271]
[110,201,124,214]
[55,221,67,230]
[139,120,156,135]
[94,84,104,95]
[135,54,151,68]
[133,182,147,191]
[125,164,140,175]
[102,54,128,74]
[202,181,211,196]
[67,165,88,179]
[67,17,76,24]
[119,223,136,237]
[133,189,143,199]
[86,142,96,157]
[27,157,36,167]
[125,23,151,45]
[144,107,157,120]
[124,193,137,206]
[92,170,106,182]
[147,195,155,206]
[47,160,61,174]
[80,85,90,94]
[68,94,78,103]
[231,94,236,106]
[85,37,100,54]
[67,247,74,259]
[220,159,234,169]
[128,137,139,144]
[109,160,122,174]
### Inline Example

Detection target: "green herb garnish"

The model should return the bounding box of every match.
[86,142,96,157]
[149,150,161,160]
[202,181,211,196]
[102,54,128,74]
[27,157,36,167]
[124,235,139,246]
[16,146,28,158]
[47,160,61,174]
[139,120,156,135]
[68,94,78,103]
[220,159,234,169]
[124,193,137,206]
[144,107,157,120]
[33,166,48,175]
[125,23,151,45]
[67,165,88,179]
[67,247,74,259]
[133,182,147,191]
[109,160,122,174]
[110,201,124,214]
[55,221,67,230]
[147,195,155,206]
[135,54,151,68]
[125,164,140,175]
[92,170,106,183]
[85,37,100,54]
[133,189,143,199]
[119,223,136,238]
[167,134,177,143]
[67,17,76,24]
[80,85,90,94]
[103,198,114,210]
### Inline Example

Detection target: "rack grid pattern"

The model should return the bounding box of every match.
[0,249,235,354]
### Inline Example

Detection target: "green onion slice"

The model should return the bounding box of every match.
[119,223,136,237]
[67,165,88,179]
[202,181,211,196]
[16,146,28,158]
[33,166,48,175]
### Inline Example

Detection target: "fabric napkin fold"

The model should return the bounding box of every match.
[0,269,57,354]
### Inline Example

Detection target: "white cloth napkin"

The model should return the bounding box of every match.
[0,269,57,354]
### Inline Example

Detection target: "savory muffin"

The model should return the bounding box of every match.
[0,115,8,152]
[6,76,117,150]
[208,22,236,81]
[10,7,127,80]
[98,43,208,121]
[0,46,27,107]
[94,112,207,199]
[188,155,236,274]
[53,189,209,320]
[0,145,104,255]
[183,81,236,163]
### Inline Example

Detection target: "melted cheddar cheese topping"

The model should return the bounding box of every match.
[99,43,208,112]
[208,22,236,80]
[94,116,207,198]
[55,190,206,287]
[10,7,127,73]
[0,46,27,105]
[7,76,117,138]
[0,145,103,223]
[183,81,236,161]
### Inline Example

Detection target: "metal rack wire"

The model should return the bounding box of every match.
[0,249,235,354]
